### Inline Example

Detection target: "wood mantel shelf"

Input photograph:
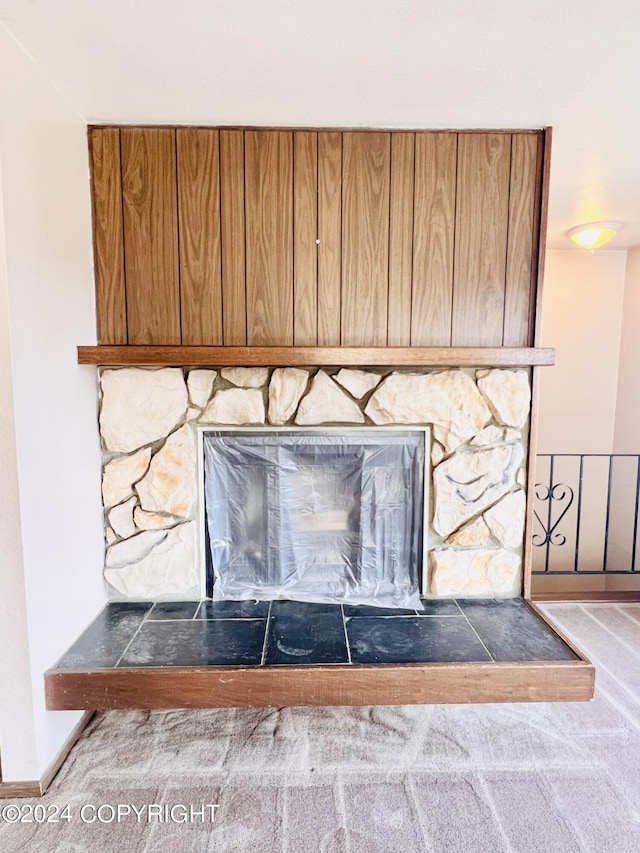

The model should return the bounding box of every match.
[77,345,555,367]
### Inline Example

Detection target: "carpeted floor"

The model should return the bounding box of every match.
[2,603,640,852]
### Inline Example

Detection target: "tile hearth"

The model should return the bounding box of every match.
[51,598,578,671]
[45,597,594,710]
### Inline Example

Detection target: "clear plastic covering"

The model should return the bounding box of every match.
[203,429,425,609]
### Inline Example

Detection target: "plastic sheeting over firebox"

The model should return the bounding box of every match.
[203,430,425,609]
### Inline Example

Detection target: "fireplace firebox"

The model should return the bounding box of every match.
[201,428,428,609]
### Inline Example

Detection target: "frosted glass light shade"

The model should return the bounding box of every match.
[568,221,621,249]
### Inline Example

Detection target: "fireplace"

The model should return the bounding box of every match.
[45,360,597,713]
[201,428,428,608]
[99,365,530,603]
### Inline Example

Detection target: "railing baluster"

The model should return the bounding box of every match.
[532,454,640,577]
[602,456,614,573]
[574,455,584,573]
[632,457,640,573]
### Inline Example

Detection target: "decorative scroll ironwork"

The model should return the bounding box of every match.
[532,454,640,576]
[532,483,574,548]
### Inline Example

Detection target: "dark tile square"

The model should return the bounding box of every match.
[456,598,579,662]
[52,603,152,670]
[269,600,340,617]
[148,601,200,620]
[416,598,462,616]
[346,616,493,664]
[197,599,271,619]
[118,619,267,667]
[343,604,419,617]
[265,611,348,665]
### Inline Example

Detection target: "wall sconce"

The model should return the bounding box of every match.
[568,221,621,249]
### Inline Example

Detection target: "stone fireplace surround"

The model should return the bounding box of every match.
[98,365,531,602]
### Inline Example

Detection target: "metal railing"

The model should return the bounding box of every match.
[532,454,640,575]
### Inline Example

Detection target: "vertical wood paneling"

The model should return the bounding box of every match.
[452,133,511,346]
[341,132,390,346]
[245,131,294,346]
[91,126,545,351]
[121,128,181,345]
[89,128,127,344]
[317,132,342,346]
[176,128,222,345]
[411,133,457,345]
[387,133,414,346]
[219,130,247,345]
[504,133,542,346]
[293,132,318,345]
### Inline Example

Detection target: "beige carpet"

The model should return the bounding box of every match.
[2,603,640,852]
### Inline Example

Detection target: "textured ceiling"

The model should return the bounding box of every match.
[1,0,639,248]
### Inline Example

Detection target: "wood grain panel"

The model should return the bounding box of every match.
[293,131,318,344]
[89,128,127,344]
[45,659,594,711]
[452,133,511,346]
[341,132,391,346]
[317,132,342,346]
[387,133,414,346]
[533,127,553,347]
[504,133,542,345]
[245,131,293,345]
[411,133,457,345]
[121,128,181,344]
[219,130,247,345]
[77,345,555,367]
[176,129,222,344]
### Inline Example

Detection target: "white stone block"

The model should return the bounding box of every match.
[334,368,382,399]
[477,369,531,428]
[104,522,199,599]
[187,369,217,408]
[136,424,197,518]
[470,425,504,446]
[483,490,526,548]
[268,367,309,425]
[102,447,151,508]
[446,517,493,547]
[134,508,180,531]
[105,529,168,570]
[431,548,520,597]
[295,371,365,425]
[201,388,265,425]
[221,367,269,388]
[365,370,491,452]
[100,368,187,453]
[108,496,137,540]
[431,441,445,467]
[433,444,524,537]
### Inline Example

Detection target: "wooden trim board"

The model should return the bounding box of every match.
[0,712,93,799]
[77,345,555,367]
[46,659,593,711]
[532,591,640,602]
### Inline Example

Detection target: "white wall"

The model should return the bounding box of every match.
[537,249,627,454]
[0,25,105,781]
[614,247,640,453]
[0,158,39,781]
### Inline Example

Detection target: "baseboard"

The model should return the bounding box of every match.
[0,711,94,799]
[532,591,640,602]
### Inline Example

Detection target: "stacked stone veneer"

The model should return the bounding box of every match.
[98,365,531,601]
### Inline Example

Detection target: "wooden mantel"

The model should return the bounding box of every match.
[77,345,555,367]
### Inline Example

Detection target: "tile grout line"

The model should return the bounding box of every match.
[260,601,273,666]
[458,608,496,662]
[341,605,352,664]
[114,605,155,667]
